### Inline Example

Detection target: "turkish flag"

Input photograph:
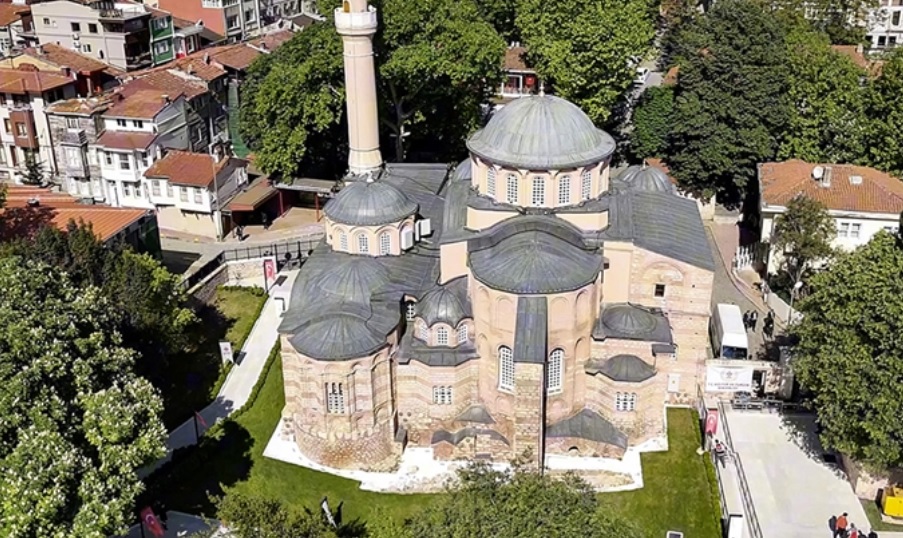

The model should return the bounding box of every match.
[141,506,165,537]
[195,411,208,429]
[705,409,719,435]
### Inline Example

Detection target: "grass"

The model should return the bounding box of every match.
[861,499,903,532]
[158,286,267,429]
[604,409,722,538]
[147,352,720,533]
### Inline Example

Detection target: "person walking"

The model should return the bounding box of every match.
[763,311,775,340]
[749,310,759,331]
[834,512,849,538]
[743,310,751,329]
[713,439,727,468]
[849,524,860,538]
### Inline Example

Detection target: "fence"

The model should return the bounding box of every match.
[181,238,321,290]
[718,400,764,538]
[698,386,730,524]
[733,242,767,272]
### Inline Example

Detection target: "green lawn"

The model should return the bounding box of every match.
[146,350,720,533]
[158,286,267,428]
[861,499,903,532]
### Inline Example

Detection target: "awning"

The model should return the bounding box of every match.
[227,180,277,211]
[275,177,339,194]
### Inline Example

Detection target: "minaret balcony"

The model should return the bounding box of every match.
[334,5,377,35]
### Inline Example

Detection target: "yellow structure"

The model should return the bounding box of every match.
[882,486,903,518]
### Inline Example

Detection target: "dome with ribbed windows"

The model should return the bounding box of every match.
[417,286,468,326]
[618,165,675,193]
[324,179,418,226]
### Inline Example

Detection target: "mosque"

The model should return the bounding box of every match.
[277,0,715,470]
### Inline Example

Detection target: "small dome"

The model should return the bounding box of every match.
[466,95,616,170]
[308,256,390,305]
[597,354,656,383]
[324,180,418,226]
[418,286,468,326]
[619,165,674,193]
[289,309,386,360]
[601,304,658,336]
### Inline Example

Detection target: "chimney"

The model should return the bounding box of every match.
[259,42,268,51]
[27,197,39,207]
[857,43,864,55]
[61,66,71,77]
[162,94,170,104]
[203,52,210,64]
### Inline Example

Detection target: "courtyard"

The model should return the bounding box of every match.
[144,348,720,538]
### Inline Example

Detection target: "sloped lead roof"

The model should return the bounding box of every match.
[594,303,672,343]
[585,354,656,383]
[514,296,547,364]
[546,409,628,449]
[323,179,418,226]
[466,95,616,169]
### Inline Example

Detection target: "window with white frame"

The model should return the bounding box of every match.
[884,225,900,234]
[506,174,518,204]
[558,175,571,205]
[326,383,345,413]
[65,147,81,167]
[339,232,348,251]
[118,154,130,170]
[615,392,637,412]
[152,180,161,196]
[850,223,861,239]
[179,186,188,202]
[82,44,92,53]
[165,182,173,197]
[499,345,514,391]
[405,301,416,322]
[838,222,850,237]
[432,386,452,405]
[379,232,391,255]
[581,170,592,200]
[123,183,133,197]
[116,119,127,127]
[457,324,468,344]
[418,321,429,341]
[193,187,202,203]
[357,233,369,254]
[547,348,563,394]
[487,167,496,196]
[0,147,6,165]
[139,152,149,168]
[436,326,449,346]
[65,117,78,129]
[531,176,545,206]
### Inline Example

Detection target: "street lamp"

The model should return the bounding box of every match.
[788,280,804,324]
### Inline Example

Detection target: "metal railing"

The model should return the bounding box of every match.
[718,400,764,538]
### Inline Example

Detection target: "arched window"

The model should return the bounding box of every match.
[436,326,449,346]
[615,392,625,411]
[581,170,592,200]
[432,385,453,405]
[506,174,518,204]
[405,301,416,322]
[418,321,429,341]
[487,167,497,196]
[498,345,514,391]
[338,232,348,251]
[457,324,468,344]
[628,393,637,411]
[357,233,369,254]
[547,348,564,394]
[326,383,345,413]
[558,175,571,205]
[531,176,545,206]
[379,231,391,255]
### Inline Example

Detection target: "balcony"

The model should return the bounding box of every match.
[8,100,32,112]
[125,52,153,70]
[334,5,377,36]
[99,8,147,21]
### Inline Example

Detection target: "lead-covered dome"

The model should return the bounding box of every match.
[308,256,390,305]
[324,180,418,226]
[418,286,468,326]
[466,95,616,170]
[601,304,657,335]
[597,354,655,382]
[618,165,674,193]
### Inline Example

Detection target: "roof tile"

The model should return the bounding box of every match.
[144,150,239,187]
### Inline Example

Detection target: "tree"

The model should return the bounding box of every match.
[195,493,340,538]
[630,85,674,160]
[477,0,519,43]
[792,231,903,470]
[665,0,792,199]
[241,0,505,178]
[0,257,167,537]
[770,0,878,44]
[20,151,44,185]
[779,22,869,163]
[771,195,836,289]
[516,0,655,126]
[391,464,642,538]
[867,49,903,176]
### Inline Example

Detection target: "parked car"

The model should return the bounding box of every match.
[633,67,650,85]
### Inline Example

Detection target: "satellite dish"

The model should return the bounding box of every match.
[812,166,824,180]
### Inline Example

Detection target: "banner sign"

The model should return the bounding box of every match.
[219,341,234,364]
[705,365,754,392]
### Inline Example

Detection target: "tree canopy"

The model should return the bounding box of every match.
[240,0,505,178]
[630,85,674,160]
[793,231,903,470]
[771,195,837,288]
[666,0,792,199]
[866,49,903,177]
[0,257,167,537]
[197,493,339,538]
[517,0,655,126]
[771,0,878,44]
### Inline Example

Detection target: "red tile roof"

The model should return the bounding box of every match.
[203,44,261,71]
[644,158,679,186]
[759,159,903,214]
[2,186,149,241]
[0,67,73,94]
[22,43,124,76]
[131,68,208,99]
[144,150,233,187]
[96,130,157,150]
[504,46,531,72]
[663,66,679,86]
[250,29,294,51]
[104,87,172,118]
[0,4,29,27]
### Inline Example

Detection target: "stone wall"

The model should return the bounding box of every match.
[292,419,400,471]
[841,452,903,500]
[187,258,269,304]
[546,435,625,459]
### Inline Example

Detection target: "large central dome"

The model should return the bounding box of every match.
[466,95,616,170]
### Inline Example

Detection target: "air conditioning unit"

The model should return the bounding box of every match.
[400,227,414,250]
[417,218,432,238]
[72,32,80,41]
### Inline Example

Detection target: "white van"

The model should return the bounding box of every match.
[711,304,749,359]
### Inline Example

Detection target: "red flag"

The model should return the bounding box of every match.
[195,411,208,429]
[140,506,165,537]
[705,409,719,435]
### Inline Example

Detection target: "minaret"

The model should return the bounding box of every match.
[335,0,383,176]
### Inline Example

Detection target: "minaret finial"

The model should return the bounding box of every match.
[539,82,545,97]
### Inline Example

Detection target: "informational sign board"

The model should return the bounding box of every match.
[219,340,234,364]
[263,257,277,289]
[705,364,754,392]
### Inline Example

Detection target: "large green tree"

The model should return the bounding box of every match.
[0,257,167,537]
[516,0,655,126]
[241,0,505,178]
[770,0,878,44]
[770,195,836,290]
[195,493,339,538]
[666,0,792,199]
[867,49,903,176]
[793,231,903,470]
[779,22,869,163]
[631,85,674,160]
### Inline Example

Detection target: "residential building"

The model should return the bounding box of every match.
[30,0,153,71]
[172,16,212,58]
[155,0,261,43]
[1,184,160,252]
[0,43,122,96]
[498,43,540,100]
[758,160,903,274]
[866,0,903,51]
[148,8,175,66]
[143,149,247,238]
[0,67,76,184]
[0,3,35,56]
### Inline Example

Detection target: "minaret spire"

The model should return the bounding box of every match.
[335,0,383,176]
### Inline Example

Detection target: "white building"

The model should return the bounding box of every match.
[866,0,903,52]
[758,159,903,274]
